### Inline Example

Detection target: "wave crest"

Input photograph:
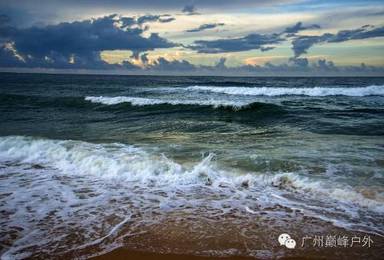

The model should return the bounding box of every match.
[0,136,382,214]
[187,85,384,96]
[85,96,255,109]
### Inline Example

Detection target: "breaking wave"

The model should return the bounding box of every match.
[187,85,384,96]
[85,96,253,109]
[0,135,382,214]
[267,172,384,213]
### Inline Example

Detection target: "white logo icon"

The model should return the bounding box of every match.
[278,233,296,249]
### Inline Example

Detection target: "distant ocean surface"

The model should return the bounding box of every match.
[0,73,383,259]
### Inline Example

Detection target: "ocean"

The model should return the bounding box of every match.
[0,73,383,259]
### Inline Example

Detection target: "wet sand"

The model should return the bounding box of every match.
[87,209,383,260]
[92,241,383,260]
[93,249,256,260]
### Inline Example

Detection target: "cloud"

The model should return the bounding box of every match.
[0,14,176,68]
[148,57,196,71]
[140,53,150,65]
[188,21,383,57]
[288,57,309,67]
[292,25,384,57]
[188,21,320,53]
[260,46,275,52]
[283,22,320,34]
[136,14,175,25]
[234,58,384,76]
[291,35,325,57]
[186,23,224,33]
[159,17,176,23]
[0,44,24,67]
[215,57,227,70]
[2,52,384,76]
[144,56,384,76]
[329,25,384,42]
[190,33,283,53]
[182,4,199,15]
[1,9,383,76]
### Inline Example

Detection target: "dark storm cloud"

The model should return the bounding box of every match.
[186,23,224,33]
[190,33,283,53]
[0,14,176,68]
[292,25,384,57]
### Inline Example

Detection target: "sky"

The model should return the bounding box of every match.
[0,0,383,76]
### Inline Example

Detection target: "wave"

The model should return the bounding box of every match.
[85,96,259,110]
[0,136,223,185]
[84,96,285,119]
[187,85,384,96]
[0,135,382,214]
[267,173,384,213]
[2,93,254,110]
[0,94,284,124]
[0,136,173,181]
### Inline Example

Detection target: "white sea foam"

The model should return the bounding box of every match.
[1,136,383,259]
[265,172,384,213]
[187,85,384,96]
[0,136,182,182]
[85,96,251,108]
[0,136,237,188]
[0,136,382,212]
